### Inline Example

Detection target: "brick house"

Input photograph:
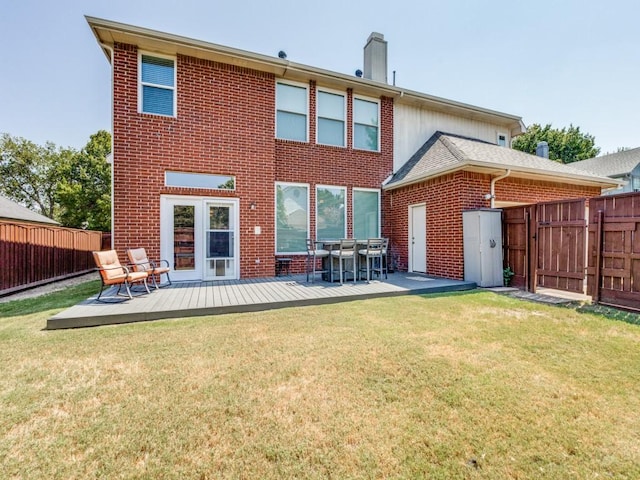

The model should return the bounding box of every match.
[87,17,618,282]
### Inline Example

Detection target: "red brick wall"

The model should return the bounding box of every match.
[112,43,393,278]
[275,91,394,272]
[387,171,601,279]
[113,43,276,277]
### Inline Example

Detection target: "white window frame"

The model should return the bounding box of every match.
[316,87,346,147]
[352,187,381,239]
[352,95,380,152]
[316,184,347,240]
[275,80,309,142]
[138,51,177,117]
[496,132,508,147]
[275,182,310,255]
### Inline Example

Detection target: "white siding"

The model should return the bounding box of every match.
[394,103,511,172]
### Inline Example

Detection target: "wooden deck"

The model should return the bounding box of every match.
[47,272,476,329]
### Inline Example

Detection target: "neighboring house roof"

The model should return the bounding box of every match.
[384,132,622,190]
[86,16,524,137]
[570,147,640,177]
[0,195,59,225]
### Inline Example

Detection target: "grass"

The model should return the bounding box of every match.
[1,286,640,479]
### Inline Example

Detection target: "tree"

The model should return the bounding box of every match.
[0,131,111,231]
[57,130,111,231]
[512,123,600,164]
[0,133,73,219]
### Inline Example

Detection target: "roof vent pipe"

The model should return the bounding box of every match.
[536,141,549,159]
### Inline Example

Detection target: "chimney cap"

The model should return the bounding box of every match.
[367,32,385,42]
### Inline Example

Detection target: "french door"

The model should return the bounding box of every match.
[161,196,239,281]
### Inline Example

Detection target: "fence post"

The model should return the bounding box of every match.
[593,210,604,304]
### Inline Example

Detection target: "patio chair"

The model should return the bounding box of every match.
[330,239,357,284]
[306,238,331,282]
[126,247,172,289]
[92,250,150,302]
[358,238,385,282]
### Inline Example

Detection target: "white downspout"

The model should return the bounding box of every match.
[99,43,115,249]
[490,169,511,208]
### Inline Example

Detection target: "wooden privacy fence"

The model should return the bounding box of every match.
[0,221,104,294]
[503,192,640,312]
[503,199,586,294]
[587,193,640,311]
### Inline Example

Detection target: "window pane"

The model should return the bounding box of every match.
[353,190,380,239]
[317,186,345,240]
[277,111,306,141]
[142,85,174,116]
[276,83,306,114]
[317,118,344,146]
[142,55,174,87]
[208,231,232,258]
[276,184,308,253]
[173,205,194,271]
[209,206,230,230]
[354,98,378,126]
[318,91,344,120]
[354,124,378,151]
[165,171,235,190]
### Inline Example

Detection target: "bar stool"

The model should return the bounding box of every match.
[330,238,357,284]
[358,238,385,282]
[306,239,330,282]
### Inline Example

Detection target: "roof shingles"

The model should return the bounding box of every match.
[385,131,619,189]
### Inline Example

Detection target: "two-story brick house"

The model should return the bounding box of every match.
[87,17,618,282]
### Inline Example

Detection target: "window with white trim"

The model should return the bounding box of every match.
[276,82,308,142]
[317,89,345,147]
[353,188,380,239]
[497,133,507,147]
[139,53,176,116]
[316,185,346,240]
[276,182,309,253]
[353,97,379,151]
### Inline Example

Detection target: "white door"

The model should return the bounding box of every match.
[409,204,427,273]
[161,196,239,281]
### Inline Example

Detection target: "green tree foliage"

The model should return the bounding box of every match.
[512,123,600,164]
[57,131,111,231]
[0,131,111,231]
[0,133,72,219]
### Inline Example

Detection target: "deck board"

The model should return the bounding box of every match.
[47,273,476,329]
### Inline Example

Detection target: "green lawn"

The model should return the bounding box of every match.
[1,284,640,479]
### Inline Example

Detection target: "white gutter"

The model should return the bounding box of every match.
[99,42,115,249]
[490,169,511,208]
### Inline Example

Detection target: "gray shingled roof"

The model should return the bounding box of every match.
[570,147,640,177]
[0,195,59,225]
[385,132,620,189]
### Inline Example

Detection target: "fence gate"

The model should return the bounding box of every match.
[587,193,640,311]
[536,199,587,293]
[503,199,587,294]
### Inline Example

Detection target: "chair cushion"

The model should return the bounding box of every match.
[93,250,125,280]
[332,251,354,257]
[127,248,152,272]
[312,249,330,256]
[359,249,382,255]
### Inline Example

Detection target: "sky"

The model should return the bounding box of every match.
[1,0,639,155]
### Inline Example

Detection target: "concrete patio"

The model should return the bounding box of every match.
[47,272,476,329]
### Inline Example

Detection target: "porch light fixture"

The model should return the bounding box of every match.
[249,201,257,210]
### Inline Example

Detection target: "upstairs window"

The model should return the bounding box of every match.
[353,97,379,151]
[317,89,345,147]
[140,53,176,116]
[497,133,507,147]
[276,82,308,142]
